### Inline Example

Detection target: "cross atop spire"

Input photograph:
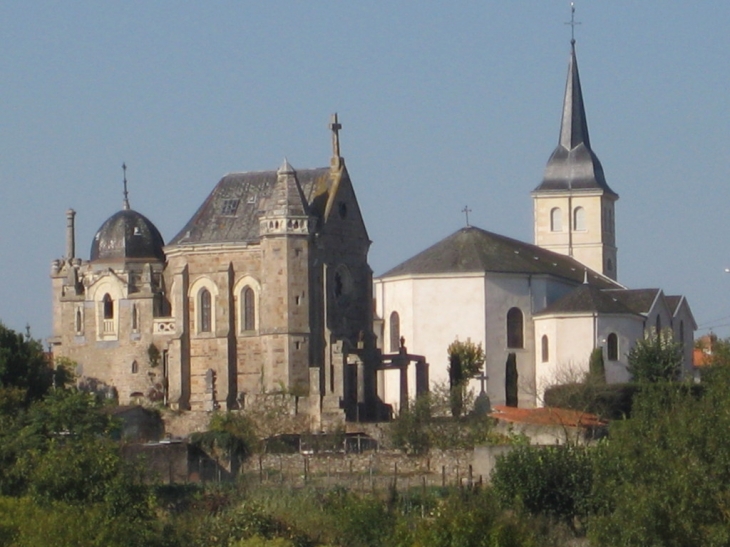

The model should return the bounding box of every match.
[122,162,130,210]
[565,2,581,45]
[329,113,342,167]
[462,205,472,227]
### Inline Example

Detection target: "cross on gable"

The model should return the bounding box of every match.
[329,113,342,159]
[462,205,472,227]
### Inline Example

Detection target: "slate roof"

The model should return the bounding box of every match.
[604,288,661,315]
[665,295,682,315]
[534,43,617,196]
[378,225,621,289]
[90,209,165,262]
[535,284,641,316]
[169,167,332,246]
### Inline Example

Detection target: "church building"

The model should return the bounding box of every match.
[373,39,696,410]
[50,116,385,427]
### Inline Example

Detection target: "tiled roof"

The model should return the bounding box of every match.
[168,167,332,246]
[378,226,621,289]
[490,405,607,428]
[535,284,641,316]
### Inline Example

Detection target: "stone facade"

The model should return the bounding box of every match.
[50,117,386,428]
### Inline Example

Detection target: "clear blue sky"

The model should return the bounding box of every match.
[1,2,730,340]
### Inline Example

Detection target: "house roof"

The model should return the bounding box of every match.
[491,405,607,428]
[604,288,661,315]
[168,166,333,246]
[535,284,641,316]
[533,42,617,196]
[378,225,621,289]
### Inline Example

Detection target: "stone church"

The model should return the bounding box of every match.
[50,116,387,426]
[373,39,696,410]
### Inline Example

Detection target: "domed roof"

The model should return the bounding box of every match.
[90,209,165,262]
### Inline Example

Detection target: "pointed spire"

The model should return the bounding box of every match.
[122,162,130,210]
[559,42,591,151]
[278,157,295,175]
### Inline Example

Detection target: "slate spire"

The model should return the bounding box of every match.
[534,41,617,196]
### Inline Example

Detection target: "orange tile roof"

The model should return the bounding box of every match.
[490,405,607,428]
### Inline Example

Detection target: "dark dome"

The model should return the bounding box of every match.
[90,209,165,262]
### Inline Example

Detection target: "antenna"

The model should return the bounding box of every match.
[122,162,130,210]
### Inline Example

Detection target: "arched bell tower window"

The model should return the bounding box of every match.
[103,294,114,319]
[541,335,549,362]
[75,308,83,334]
[507,307,524,349]
[131,304,139,332]
[199,288,212,333]
[574,207,586,231]
[242,286,255,331]
[607,333,618,361]
[389,311,400,352]
[550,208,562,232]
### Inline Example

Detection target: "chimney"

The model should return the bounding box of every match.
[66,209,76,260]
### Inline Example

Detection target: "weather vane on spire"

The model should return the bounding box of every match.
[122,162,130,210]
[565,2,581,45]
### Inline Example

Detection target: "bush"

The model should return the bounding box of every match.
[543,382,639,420]
[491,444,593,531]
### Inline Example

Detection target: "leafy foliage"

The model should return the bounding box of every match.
[447,339,485,417]
[588,348,605,383]
[626,331,683,383]
[491,444,593,531]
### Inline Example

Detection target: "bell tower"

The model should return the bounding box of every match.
[532,33,618,280]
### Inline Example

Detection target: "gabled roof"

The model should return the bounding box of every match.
[534,42,617,196]
[604,288,661,316]
[535,284,641,316]
[378,225,621,289]
[168,167,333,246]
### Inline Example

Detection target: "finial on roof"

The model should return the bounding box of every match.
[462,205,472,227]
[583,268,589,284]
[122,162,130,210]
[565,2,580,46]
[278,157,294,175]
[329,113,342,167]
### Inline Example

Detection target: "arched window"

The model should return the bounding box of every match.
[541,335,549,362]
[242,286,255,331]
[607,333,618,361]
[75,308,83,334]
[389,311,400,352]
[131,304,139,331]
[103,294,114,319]
[507,308,524,349]
[199,288,212,333]
[655,315,662,337]
[131,360,139,374]
[679,320,685,350]
[550,208,562,232]
[606,258,613,272]
[574,207,586,231]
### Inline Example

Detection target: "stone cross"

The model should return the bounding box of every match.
[475,369,488,394]
[329,113,342,158]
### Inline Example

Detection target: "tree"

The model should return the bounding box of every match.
[626,331,683,383]
[505,353,518,407]
[588,348,605,383]
[447,339,485,417]
[589,370,730,546]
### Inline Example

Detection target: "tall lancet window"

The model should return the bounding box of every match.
[389,311,400,352]
[199,288,212,333]
[103,294,114,319]
[550,208,562,232]
[242,287,255,331]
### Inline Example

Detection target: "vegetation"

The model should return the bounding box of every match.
[626,330,683,383]
[446,339,485,417]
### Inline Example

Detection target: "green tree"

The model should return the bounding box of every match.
[589,371,730,546]
[491,444,593,532]
[588,348,605,383]
[626,331,683,383]
[447,339,485,417]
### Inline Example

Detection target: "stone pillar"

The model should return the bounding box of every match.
[66,209,76,260]
[415,360,429,397]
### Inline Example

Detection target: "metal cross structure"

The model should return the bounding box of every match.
[122,162,130,210]
[565,2,581,44]
[462,205,472,227]
[329,113,342,158]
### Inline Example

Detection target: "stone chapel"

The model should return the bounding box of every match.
[50,115,386,427]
